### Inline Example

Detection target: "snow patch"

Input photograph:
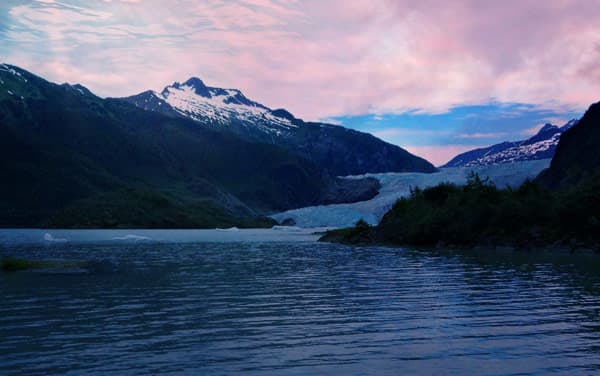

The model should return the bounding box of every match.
[156,82,297,135]
[449,119,578,167]
[462,135,560,166]
[0,64,25,81]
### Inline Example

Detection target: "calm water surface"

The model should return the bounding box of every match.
[1,229,600,375]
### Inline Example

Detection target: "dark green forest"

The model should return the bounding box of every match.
[322,171,600,249]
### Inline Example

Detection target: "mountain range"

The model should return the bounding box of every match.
[443,119,578,167]
[0,64,433,228]
[121,78,436,176]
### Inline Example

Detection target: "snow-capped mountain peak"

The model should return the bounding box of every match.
[161,77,268,109]
[443,118,580,168]
[539,123,558,133]
[180,77,211,97]
[126,77,297,135]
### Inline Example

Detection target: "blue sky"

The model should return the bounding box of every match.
[1,1,598,165]
[333,103,582,165]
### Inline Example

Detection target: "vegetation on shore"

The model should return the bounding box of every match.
[320,171,600,250]
[0,257,59,272]
[44,188,277,229]
[1,257,97,272]
[1,257,49,271]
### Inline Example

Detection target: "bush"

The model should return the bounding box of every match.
[1,257,44,271]
[376,171,600,247]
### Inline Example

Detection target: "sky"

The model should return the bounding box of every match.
[1,0,598,165]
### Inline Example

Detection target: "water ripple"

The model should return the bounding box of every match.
[1,240,600,375]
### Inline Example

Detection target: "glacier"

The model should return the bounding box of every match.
[271,159,552,228]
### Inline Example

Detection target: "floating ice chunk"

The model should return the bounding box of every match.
[43,233,68,242]
[271,225,304,232]
[111,234,152,241]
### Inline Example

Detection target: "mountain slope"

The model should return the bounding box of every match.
[443,119,578,167]
[537,102,600,187]
[121,78,437,175]
[0,64,367,228]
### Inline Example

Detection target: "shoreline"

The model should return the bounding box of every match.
[318,228,600,255]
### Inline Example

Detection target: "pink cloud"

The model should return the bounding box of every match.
[404,145,485,167]
[3,0,600,120]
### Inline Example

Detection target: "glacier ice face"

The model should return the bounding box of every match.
[271,159,552,228]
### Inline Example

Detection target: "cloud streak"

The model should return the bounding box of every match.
[403,145,484,167]
[455,132,509,140]
[1,0,599,121]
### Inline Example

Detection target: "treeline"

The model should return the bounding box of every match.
[322,171,600,249]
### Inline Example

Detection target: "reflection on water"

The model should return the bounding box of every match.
[1,230,599,375]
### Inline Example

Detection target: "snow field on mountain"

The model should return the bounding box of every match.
[154,83,296,134]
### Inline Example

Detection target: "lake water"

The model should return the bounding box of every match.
[1,229,600,375]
